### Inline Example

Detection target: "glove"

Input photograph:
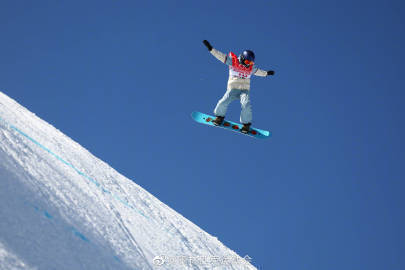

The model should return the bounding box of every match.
[203,40,213,51]
[267,70,275,76]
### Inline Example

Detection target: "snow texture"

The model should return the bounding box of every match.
[0,92,256,270]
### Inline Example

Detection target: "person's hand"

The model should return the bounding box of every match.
[267,70,275,76]
[203,40,213,51]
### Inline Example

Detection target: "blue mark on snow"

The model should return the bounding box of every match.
[22,201,122,263]
[24,201,88,242]
[71,227,90,242]
[44,211,53,219]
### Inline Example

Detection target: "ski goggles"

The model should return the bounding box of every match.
[244,59,254,66]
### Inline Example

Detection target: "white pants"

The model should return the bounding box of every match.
[214,89,252,124]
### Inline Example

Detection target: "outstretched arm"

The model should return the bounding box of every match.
[254,67,275,77]
[203,40,229,64]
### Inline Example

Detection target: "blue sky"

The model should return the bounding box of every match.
[1,0,404,269]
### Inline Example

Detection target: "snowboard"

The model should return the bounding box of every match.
[191,111,271,139]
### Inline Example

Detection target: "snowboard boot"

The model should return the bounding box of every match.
[241,123,251,134]
[212,116,225,126]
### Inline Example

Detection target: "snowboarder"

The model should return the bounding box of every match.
[202,40,275,134]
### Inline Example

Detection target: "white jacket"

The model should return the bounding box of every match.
[210,48,268,91]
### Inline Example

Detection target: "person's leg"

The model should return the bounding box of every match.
[240,90,252,124]
[213,89,239,117]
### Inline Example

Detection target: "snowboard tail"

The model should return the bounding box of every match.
[191,111,271,139]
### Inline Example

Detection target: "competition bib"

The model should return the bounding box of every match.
[228,52,253,79]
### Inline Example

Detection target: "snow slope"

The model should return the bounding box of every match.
[0,92,255,270]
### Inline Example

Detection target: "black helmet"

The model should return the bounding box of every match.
[239,50,255,67]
